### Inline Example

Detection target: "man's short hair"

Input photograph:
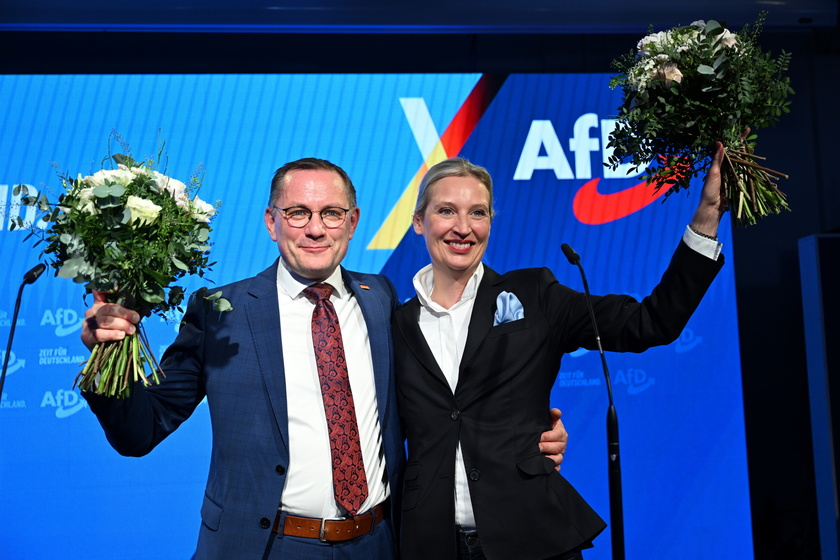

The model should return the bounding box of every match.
[269,158,357,208]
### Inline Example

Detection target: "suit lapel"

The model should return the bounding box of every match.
[394,298,450,389]
[245,260,290,456]
[459,267,503,375]
[343,270,394,427]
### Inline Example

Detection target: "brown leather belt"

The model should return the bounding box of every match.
[273,501,389,543]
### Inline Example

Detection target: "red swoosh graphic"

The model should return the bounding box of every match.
[573,177,668,225]
[440,73,508,156]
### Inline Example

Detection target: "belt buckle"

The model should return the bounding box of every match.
[319,516,348,543]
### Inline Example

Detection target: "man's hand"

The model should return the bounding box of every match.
[81,292,141,350]
[539,408,568,471]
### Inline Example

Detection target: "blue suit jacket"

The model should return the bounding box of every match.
[85,260,405,559]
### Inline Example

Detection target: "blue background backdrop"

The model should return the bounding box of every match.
[0,73,750,559]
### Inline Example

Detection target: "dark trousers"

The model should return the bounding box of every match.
[457,530,584,560]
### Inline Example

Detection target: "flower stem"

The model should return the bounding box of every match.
[74,326,163,398]
[726,155,789,180]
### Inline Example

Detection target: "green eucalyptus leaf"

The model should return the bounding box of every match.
[112,154,140,168]
[171,257,188,271]
[213,298,233,313]
[36,194,51,211]
[146,268,169,285]
[141,283,166,304]
[705,20,722,35]
[204,290,222,301]
[168,285,185,305]
[57,257,84,280]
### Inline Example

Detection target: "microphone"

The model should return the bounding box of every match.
[561,243,580,266]
[1,264,48,398]
[561,243,625,560]
[23,263,47,285]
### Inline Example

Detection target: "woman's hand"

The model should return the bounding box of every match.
[689,141,727,238]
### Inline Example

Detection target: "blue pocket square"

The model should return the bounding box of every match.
[494,291,525,326]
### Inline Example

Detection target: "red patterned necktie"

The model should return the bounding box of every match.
[303,283,369,515]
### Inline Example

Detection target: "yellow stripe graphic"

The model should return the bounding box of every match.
[367,142,450,250]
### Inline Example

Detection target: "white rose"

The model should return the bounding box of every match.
[190,197,216,223]
[125,195,162,226]
[637,31,670,57]
[637,34,658,55]
[149,170,190,209]
[75,186,100,215]
[85,167,135,188]
[174,192,191,211]
[150,170,187,196]
[720,30,738,48]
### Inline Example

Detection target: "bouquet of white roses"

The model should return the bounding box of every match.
[16,140,231,398]
[607,13,794,226]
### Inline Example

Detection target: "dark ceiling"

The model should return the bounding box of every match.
[0,0,836,33]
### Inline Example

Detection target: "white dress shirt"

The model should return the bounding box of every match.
[274,258,388,518]
[413,263,484,529]
[682,224,722,260]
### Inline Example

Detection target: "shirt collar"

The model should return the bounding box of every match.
[275,257,347,300]
[413,263,485,312]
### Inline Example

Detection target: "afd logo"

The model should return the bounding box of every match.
[674,328,703,353]
[614,368,656,395]
[41,389,88,418]
[41,308,84,337]
[513,115,663,225]
[0,350,25,375]
[0,183,47,231]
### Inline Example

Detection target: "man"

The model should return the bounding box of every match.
[82,158,568,559]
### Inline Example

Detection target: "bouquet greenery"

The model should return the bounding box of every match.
[15,139,231,397]
[607,14,794,226]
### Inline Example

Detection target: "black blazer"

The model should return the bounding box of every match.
[393,241,723,560]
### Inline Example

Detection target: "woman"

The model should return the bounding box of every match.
[393,149,725,560]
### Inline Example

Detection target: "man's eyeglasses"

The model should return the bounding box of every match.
[271,205,351,229]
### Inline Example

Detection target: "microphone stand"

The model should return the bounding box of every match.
[1,264,47,398]
[561,244,625,560]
